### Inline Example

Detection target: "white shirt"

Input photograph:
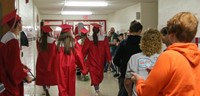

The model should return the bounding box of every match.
[126,52,160,80]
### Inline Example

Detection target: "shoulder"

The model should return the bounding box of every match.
[1,32,17,44]
[87,35,105,41]
[130,52,143,59]
[47,36,56,44]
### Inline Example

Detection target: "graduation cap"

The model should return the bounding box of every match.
[1,9,21,28]
[59,24,72,32]
[80,27,89,34]
[41,26,52,33]
[91,23,102,29]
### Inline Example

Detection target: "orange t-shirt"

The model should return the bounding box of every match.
[136,43,200,96]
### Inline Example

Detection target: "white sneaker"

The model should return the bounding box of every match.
[95,90,100,96]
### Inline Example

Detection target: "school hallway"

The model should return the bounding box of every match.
[22,41,118,96]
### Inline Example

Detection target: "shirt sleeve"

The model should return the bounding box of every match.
[136,52,171,96]
[125,55,138,78]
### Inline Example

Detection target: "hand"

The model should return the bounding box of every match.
[146,68,152,73]
[25,75,33,83]
[81,69,88,75]
[130,72,143,83]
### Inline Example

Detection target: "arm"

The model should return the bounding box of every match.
[4,40,27,85]
[113,41,124,67]
[124,55,136,96]
[82,38,90,59]
[104,38,112,63]
[134,52,171,96]
[75,42,87,75]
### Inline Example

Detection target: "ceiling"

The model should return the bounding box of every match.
[33,0,157,15]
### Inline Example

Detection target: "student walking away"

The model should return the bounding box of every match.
[82,23,112,96]
[77,27,90,81]
[57,24,88,96]
[35,25,58,96]
[113,20,143,96]
[131,12,200,96]
[0,9,33,96]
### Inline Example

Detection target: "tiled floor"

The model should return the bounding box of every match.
[22,41,119,96]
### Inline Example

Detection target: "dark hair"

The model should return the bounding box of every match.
[39,32,49,51]
[160,27,168,36]
[129,20,143,33]
[57,32,75,55]
[130,20,137,26]
[92,28,99,46]
[118,33,123,37]
[167,12,198,42]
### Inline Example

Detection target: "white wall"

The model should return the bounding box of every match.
[18,0,34,27]
[141,2,158,30]
[107,3,141,33]
[158,0,200,36]
[16,0,40,37]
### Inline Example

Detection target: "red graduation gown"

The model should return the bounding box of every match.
[0,32,27,96]
[57,43,87,96]
[36,37,58,85]
[0,42,4,81]
[82,37,111,86]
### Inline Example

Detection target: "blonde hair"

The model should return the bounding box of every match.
[140,28,162,57]
[167,12,198,42]
[57,32,75,55]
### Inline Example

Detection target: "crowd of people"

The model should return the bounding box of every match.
[0,9,200,96]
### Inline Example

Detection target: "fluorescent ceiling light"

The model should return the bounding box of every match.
[65,1,108,7]
[61,11,92,15]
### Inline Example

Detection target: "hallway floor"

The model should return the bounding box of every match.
[22,41,119,96]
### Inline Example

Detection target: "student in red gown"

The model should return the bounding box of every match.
[77,27,90,81]
[57,24,87,96]
[0,9,33,96]
[36,25,58,96]
[82,23,112,95]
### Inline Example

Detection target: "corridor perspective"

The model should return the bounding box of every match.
[1,0,200,96]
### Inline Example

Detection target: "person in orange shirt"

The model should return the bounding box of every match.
[131,12,200,96]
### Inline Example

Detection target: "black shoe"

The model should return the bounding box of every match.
[113,74,120,77]
[45,89,50,96]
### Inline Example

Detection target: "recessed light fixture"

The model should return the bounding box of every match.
[61,11,92,15]
[64,1,108,7]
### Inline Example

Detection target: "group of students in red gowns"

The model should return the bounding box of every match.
[36,23,111,96]
[0,9,111,96]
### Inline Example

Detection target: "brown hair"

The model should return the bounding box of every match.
[167,12,198,42]
[57,32,75,55]
[140,28,162,57]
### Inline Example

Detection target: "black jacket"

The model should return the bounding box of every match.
[113,35,141,78]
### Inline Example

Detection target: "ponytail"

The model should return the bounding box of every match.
[92,28,99,46]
